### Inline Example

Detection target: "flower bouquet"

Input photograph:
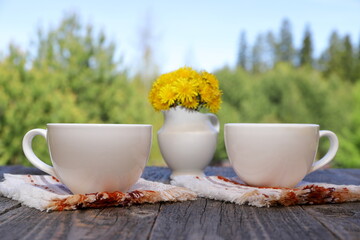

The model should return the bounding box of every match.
[149,67,222,177]
[149,66,222,113]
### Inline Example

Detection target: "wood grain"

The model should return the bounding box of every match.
[141,166,172,183]
[304,169,360,185]
[149,200,337,240]
[0,197,21,215]
[149,199,224,240]
[0,165,45,180]
[0,203,161,239]
[0,166,359,240]
[303,203,360,239]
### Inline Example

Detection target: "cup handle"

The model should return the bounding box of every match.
[309,130,339,172]
[206,113,220,133]
[22,129,57,177]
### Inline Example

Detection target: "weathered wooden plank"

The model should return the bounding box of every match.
[0,166,359,240]
[148,199,337,240]
[231,205,336,240]
[2,165,360,184]
[0,165,172,181]
[0,206,61,239]
[0,197,21,215]
[64,204,160,240]
[303,203,360,240]
[149,199,223,240]
[0,165,45,180]
[207,167,360,185]
[343,168,360,179]
[0,204,160,240]
[304,169,360,185]
[204,166,237,177]
[141,166,237,184]
[142,166,172,183]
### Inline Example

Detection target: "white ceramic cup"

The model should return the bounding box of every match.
[224,123,339,188]
[22,124,152,194]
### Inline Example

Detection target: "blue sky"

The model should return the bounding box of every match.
[0,0,359,73]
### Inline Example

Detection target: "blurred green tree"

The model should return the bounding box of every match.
[299,26,313,67]
[319,31,343,77]
[265,31,277,68]
[237,31,248,70]
[342,35,355,82]
[251,34,266,74]
[0,43,87,165]
[356,38,360,81]
[33,13,124,122]
[277,19,295,64]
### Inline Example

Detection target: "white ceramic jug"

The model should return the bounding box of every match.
[157,107,220,178]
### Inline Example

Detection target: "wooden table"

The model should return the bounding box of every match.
[0,166,360,240]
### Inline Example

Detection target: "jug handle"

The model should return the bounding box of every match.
[206,113,220,133]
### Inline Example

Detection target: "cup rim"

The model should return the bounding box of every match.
[225,123,319,127]
[47,123,152,128]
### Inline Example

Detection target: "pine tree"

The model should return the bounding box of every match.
[342,35,354,82]
[277,19,295,64]
[264,31,277,69]
[299,26,313,67]
[251,34,265,73]
[237,31,248,70]
[320,31,343,77]
[355,36,360,81]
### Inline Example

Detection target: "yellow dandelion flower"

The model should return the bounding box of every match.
[207,97,222,113]
[176,67,199,80]
[199,84,213,103]
[201,71,219,89]
[159,85,177,106]
[182,98,199,109]
[197,77,207,90]
[148,89,156,104]
[152,95,170,111]
[173,78,198,104]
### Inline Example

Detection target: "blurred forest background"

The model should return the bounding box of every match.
[0,14,359,168]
